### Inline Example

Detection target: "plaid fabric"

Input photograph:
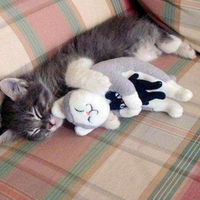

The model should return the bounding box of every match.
[0,0,133,79]
[138,0,200,53]
[0,1,200,200]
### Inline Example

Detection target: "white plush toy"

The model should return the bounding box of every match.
[52,57,193,136]
[52,89,120,136]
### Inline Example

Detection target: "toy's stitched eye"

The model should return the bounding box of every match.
[115,93,119,97]
[115,93,122,99]
[74,108,84,112]
[120,103,126,109]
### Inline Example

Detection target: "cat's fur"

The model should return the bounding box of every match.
[0,16,196,142]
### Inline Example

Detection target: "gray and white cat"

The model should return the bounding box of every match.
[0,16,196,142]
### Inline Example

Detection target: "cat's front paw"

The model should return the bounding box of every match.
[89,71,111,95]
[175,42,196,59]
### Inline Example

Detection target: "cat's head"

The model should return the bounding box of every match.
[0,78,63,143]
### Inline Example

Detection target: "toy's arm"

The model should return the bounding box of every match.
[108,72,142,116]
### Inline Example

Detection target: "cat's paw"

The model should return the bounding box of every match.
[88,71,111,95]
[158,35,182,54]
[175,42,196,59]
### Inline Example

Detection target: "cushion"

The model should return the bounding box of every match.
[138,0,200,52]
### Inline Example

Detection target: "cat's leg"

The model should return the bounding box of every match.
[65,58,111,95]
[156,32,196,59]
[145,98,183,118]
[133,42,163,62]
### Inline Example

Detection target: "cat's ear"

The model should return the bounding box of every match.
[0,78,28,101]
[0,129,17,144]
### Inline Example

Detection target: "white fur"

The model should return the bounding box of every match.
[133,43,162,62]
[0,130,16,144]
[157,35,182,54]
[65,57,111,95]
[175,42,196,59]
[51,97,65,119]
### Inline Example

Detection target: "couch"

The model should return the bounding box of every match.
[0,0,199,199]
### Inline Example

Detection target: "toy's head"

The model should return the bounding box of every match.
[52,89,110,136]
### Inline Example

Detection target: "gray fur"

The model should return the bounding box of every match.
[0,15,176,142]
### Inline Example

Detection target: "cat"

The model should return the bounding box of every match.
[0,16,196,143]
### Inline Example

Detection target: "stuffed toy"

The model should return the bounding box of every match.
[52,89,120,136]
[52,57,193,136]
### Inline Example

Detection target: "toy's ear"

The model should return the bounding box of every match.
[0,78,28,101]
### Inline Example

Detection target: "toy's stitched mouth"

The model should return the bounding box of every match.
[74,104,99,123]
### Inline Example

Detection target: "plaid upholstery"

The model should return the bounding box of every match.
[0,0,133,79]
[0,0,200,200]
[138,0,200,53]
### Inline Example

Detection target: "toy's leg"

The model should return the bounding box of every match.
[159,80,193,102]
[65,58,111,95]
[119,93,142,118]
[145,98,183,118]
[102,112,120,130]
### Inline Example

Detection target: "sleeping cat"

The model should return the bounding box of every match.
[0,16,196,142]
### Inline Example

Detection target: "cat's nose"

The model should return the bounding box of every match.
[46,121,55,130]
